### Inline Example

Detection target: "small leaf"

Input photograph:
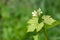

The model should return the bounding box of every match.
[45,21,60,29]
[36,22,44,32]
[33,35,39,40]
[42,15,56,25]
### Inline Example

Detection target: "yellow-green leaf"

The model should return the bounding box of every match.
[33,35,39,40]
[27,17,38,32]
[27,24,36,32]
[45,21,60,29]
[36,22,44,32]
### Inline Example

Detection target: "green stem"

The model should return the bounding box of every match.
[43,27,49,40]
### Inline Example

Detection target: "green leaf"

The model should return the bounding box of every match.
[27,24,36,32]
[27,17,38,32]
[36,22,44,32]
[27,17,38,24]
[45,21,60,29]
[42,15,56,25]
[33,35,39,40]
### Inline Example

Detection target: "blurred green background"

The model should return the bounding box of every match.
[0,0,60,40]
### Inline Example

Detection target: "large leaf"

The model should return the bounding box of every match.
[27,17,44,32]
[27,17,38,32]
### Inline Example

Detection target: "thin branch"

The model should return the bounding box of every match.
[43,27,49,40]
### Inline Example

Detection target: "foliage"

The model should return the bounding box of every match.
[0,0,60,40]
